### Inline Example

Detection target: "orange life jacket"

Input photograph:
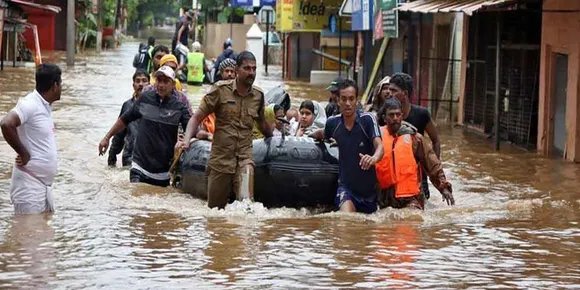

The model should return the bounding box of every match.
[375,126,421,198]
[203,113,216,134]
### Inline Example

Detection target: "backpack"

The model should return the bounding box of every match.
[132,44,150,70]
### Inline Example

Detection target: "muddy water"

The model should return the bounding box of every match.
[0,42,578,289]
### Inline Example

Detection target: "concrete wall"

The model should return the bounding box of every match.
[203,23,253,59]
[538,0,580,161]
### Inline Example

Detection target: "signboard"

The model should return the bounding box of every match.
[352,0,373,31]
[260,0,276,6]
[232,0,252,6]
[259,5,275,24]
[277,0,348,32]
[276,0,292,32]
[381,0,398,38]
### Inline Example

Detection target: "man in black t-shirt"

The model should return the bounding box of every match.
[387,73,441,199]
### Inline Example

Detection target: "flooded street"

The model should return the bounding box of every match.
[0,42,579,289]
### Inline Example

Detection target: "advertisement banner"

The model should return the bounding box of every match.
[278,0,348,32]
[352,0,373,31]
[276,0,292,32]
[381,0,398,38]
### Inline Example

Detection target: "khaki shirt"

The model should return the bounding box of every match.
[198,79,265,174]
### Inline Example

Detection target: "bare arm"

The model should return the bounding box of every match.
[99,119,127,155]
[359,137,383,170]
[1,112,29,163]
[425,120,441,158]
[176,24,186,46]
[372,136,384,162]
[183,108,207,147]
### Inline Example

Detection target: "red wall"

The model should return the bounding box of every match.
[22,8,56,51]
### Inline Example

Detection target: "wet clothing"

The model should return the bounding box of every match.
[141,84,192,116]
[206,163,253,209]
[198,79,265,174]
[198,79,265,207]
[130,168,170,187]
[335,185,379,214]
[404,104,433,199]
[324,112,381,211]
[213,48,237,82]
[120,89,191,186]
[405,105,431,135]
[382,190,425,210]
[108,96,138,167]
[375,122,451,210]
[9,90,57,214]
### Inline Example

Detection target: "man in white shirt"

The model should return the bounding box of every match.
[1,64,62,214]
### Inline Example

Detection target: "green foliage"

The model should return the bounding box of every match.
[78,12,98,50]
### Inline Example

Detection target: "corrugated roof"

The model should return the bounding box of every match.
[395,0,519,16]
[8,0,61,13]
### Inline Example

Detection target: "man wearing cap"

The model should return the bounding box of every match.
[325,77,343,117]
[186,41,208,86]
[99,66,191,187]
[145,54,192,115]
[151,54,184,91]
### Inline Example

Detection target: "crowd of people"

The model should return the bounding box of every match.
[0,36,455,215]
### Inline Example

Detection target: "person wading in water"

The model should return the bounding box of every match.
[388,72,441,200]
[99,66,191,187]
[374,98,454,210]
[180,51,272,209]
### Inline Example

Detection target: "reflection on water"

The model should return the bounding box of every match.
[0,41,578,288]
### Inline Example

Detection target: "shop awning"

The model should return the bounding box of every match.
[8,0,61,13]
[395,0,520,16]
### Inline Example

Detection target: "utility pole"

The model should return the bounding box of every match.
[66,0,75,66]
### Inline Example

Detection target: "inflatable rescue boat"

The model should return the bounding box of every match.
[174,136,339,208]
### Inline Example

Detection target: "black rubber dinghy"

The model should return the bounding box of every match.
[175,136,339,208]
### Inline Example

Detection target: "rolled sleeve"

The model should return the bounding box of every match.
[414,134,451,193]
[198,86,220,116]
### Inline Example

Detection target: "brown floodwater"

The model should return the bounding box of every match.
[0,41,579,289]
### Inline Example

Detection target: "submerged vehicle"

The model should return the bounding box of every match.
[174,136,339,208]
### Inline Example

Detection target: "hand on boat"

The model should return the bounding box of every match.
[98,138,109,156]
[359,153,377,170]
[441,188,455,206]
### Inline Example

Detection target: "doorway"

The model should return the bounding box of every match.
[553,53,568,157]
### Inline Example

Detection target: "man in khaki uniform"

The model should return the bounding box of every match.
[182,51,272,208]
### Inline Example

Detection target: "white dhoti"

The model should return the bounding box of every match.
[9,166,55,214]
